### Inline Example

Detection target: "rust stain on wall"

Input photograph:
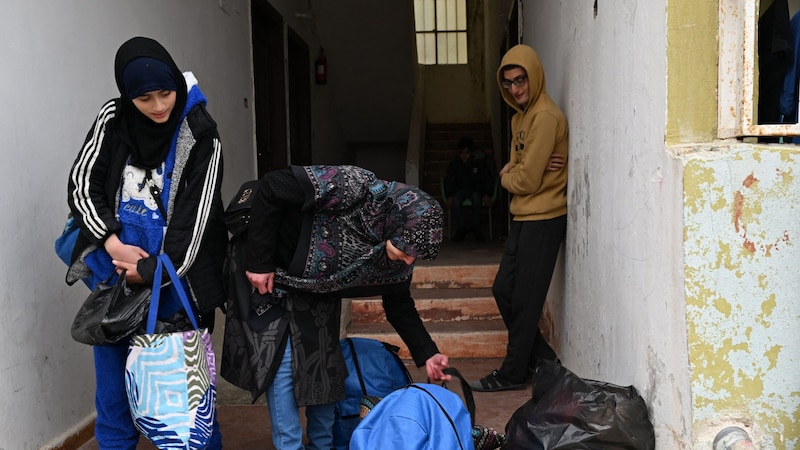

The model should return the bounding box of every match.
[732,172,759,253]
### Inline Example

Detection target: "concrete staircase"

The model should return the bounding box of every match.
[343,255,508,359]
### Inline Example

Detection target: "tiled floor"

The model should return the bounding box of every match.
[78,239,517,449]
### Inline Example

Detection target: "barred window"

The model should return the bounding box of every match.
[414,0,468,65]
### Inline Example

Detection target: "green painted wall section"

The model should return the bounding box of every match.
[684,146,800,448]
[666,0,718,144]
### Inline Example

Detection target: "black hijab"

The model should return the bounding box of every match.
[113,37,188,169]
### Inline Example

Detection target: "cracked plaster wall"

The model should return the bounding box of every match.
[684,146,799,449]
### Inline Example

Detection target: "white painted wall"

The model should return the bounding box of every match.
[520,1,692,447]
[0,1,254,447]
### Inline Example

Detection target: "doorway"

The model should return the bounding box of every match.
[287,28,312,166]
[251,0,287,177]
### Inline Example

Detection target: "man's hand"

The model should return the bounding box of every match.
[247,270,275,295]
[425,353,451,382]
[445,196,454,209]
[547,153,566,171]
[499,162,511,176]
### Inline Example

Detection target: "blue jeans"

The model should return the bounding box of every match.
[267,336,335,450]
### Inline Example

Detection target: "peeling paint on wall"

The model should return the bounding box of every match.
[684,146,799,449]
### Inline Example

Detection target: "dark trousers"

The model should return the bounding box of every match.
[492,215,566,383]
[452,189,483,228]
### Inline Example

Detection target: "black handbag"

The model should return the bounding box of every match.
[223,179,259,237]
[70,270,152,345]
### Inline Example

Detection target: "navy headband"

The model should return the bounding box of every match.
[121,56,178,99]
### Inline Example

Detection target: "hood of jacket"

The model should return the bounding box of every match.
[496,44,545,114]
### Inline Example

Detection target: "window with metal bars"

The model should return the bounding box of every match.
[414,0,468,65]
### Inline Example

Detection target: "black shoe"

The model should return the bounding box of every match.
[452,227,467,242]
[469,370,527,392]
[472,227,486,242]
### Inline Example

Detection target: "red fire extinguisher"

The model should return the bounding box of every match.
[315,47,327,85]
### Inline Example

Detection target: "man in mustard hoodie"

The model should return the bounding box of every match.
[471,44,568,392]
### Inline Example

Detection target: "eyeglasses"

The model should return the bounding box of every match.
[501,75,527,89]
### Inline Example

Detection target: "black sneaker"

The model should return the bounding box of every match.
[469,370,527,392]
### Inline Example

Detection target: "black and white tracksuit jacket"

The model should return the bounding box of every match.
[66,97,228,317]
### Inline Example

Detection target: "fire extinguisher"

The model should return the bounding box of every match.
[315,47,327,85]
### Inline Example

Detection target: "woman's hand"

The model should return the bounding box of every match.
[104,233,149,264]
[425,353,451,382]
[110,259,146,284]
[247,271,275,295]
[105,234,149,284]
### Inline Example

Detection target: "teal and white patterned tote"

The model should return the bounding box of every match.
[125,254,217,449]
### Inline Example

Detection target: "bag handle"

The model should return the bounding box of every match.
[346,338,369,396]
[347,338,415,397]
[442,367,476,427]
[144,254,200,334]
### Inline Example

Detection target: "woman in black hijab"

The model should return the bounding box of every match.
[66,37,226,449]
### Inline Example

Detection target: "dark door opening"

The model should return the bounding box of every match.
[287,28,312,166]
[252,0,287,177]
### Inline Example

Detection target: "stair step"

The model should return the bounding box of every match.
[350,288,499,323]
[411,264,498,289]
[346,319,507,359]
[344,231,505,360]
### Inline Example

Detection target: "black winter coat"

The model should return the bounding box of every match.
[66,98,227,318]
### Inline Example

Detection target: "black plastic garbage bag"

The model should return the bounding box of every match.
[503,360,655,450]
[70,271,151,345]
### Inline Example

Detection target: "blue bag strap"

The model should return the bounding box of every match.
[145,254,200,334]
[145,256,164,334]
[160,254,201,330]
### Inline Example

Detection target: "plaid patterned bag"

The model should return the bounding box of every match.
[125,254,217,449]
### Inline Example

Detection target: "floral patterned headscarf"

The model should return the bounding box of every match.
[273,165,443,294]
